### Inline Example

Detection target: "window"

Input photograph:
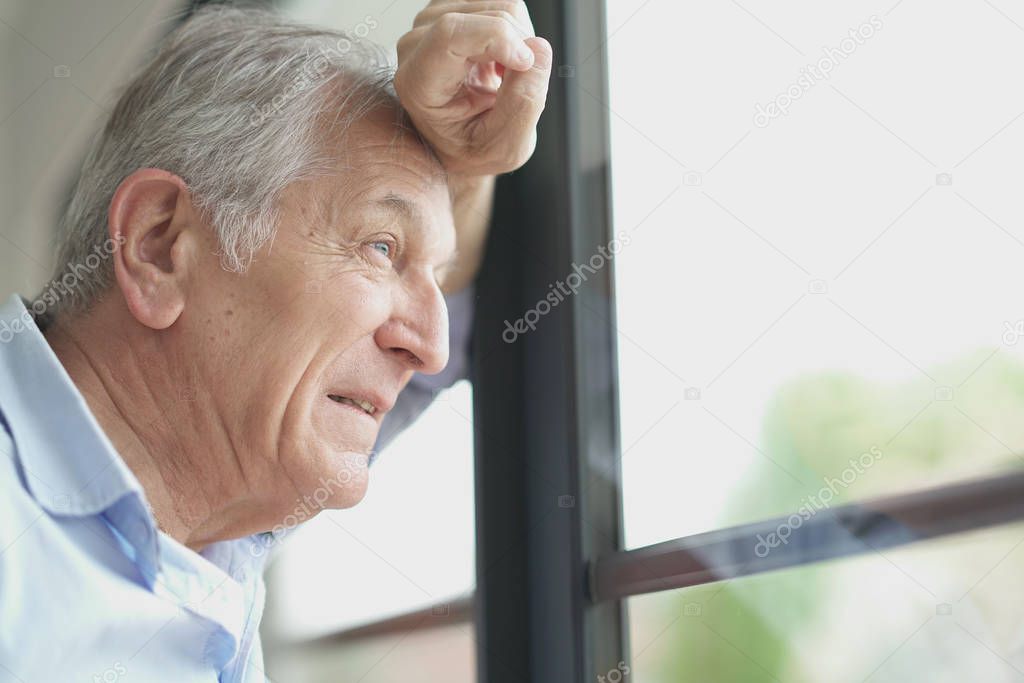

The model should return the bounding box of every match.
[626,522,1024,681]
[263,1,1024,682]
[603,0,1024,680]
[606,0,1024,547]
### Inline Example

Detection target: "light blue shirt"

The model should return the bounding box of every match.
[0,289,472,682]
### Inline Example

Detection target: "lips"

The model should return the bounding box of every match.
[325,389,396,422]
[328,394,377,415]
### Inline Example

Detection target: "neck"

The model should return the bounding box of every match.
[43,302,247,551]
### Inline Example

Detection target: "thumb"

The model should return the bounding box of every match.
[488,36,553,167]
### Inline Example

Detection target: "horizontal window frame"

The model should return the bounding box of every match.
[283,467,1024,648]
[589,469,1024,603]
[288,596,473,648]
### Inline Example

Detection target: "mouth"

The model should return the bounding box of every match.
[327,394,378,417]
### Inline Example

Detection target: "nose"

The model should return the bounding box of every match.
[374,275,450,376]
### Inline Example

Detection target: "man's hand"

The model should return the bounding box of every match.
[394,1,553,177]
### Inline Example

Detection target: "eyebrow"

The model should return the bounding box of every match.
[376,192,418,221]
[375,191,458,270]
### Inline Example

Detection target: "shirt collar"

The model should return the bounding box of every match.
[0,294,272,585]
[0,294,148,518]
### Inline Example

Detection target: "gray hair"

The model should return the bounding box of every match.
[48,4,418,316]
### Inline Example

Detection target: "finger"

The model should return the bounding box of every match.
[414,1,535,38]
[486,36,553,166]
[464,9,535,45]
[400,13,536,104]
[442,13,535,68]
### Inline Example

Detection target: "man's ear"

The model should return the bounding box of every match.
[108,168,200,330]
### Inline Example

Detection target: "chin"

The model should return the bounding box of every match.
[275,392,378,520]
[307,447,371,509]
[274,444,371,531]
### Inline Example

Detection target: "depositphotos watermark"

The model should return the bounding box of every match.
[92,662,127,683]
[753,15,883,128]
[597,661,631,683]
[250,453,370,558]
[0,236,125,344]
[503,231,632,344]
[1002,319,1024,345]
[753,445,883,558]
[248,15,379,127]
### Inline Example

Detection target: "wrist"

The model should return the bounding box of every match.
[448,173,496,200]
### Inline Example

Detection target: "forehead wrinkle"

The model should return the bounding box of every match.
[313,147,444,224]
[315,184,414,235]
[300,149,453,257]
[305,170,388,234]
[377,191,418,223]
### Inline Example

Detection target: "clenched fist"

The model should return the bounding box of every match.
[394,1,553,177]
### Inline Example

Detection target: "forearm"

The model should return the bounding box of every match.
[443,174,495,294]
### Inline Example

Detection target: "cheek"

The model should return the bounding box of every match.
[272,278,391,491]
[312,274,394,334]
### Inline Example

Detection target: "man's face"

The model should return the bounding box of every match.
[181,109,455,520]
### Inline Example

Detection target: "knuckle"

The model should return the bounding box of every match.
[508,93,538,120]
[495,2,521,17]
[396,30,416,54]
[413,8,432,26]
[494,10,519,29]
[498,17,523,44]
[414,1,449,26]
[507,2,535,32]
[433,12,463,38]
[492,8,532,39]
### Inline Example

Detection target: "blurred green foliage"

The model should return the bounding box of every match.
[648,349,1024,682]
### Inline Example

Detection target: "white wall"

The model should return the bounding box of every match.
[0,0,184,298]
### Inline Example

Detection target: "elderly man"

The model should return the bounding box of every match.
[0,3,550,681]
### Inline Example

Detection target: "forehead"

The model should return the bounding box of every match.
[348,115,439,164]
[309,110,452,225]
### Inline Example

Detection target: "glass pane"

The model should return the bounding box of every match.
[604,0,1024,547]
[267,623,475,683]
[626,521,1024,682]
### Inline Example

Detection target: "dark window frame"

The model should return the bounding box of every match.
[472,1,626,681]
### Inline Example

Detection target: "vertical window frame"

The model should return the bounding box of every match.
[471,1,627,681]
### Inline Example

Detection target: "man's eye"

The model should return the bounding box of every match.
[370,241,391,258]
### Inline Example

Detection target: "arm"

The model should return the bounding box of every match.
[442,174,495,295]
[372,1,552,457]
[396,0,552,295]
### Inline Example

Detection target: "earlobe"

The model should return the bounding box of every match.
[109,168,197,331]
